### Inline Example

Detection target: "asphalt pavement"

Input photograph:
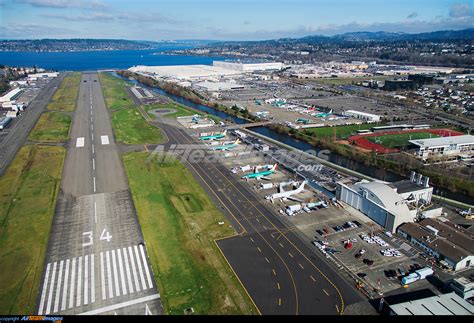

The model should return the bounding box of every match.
[35,73,162,316]
[157,122,363,315]
[0,74,65,175]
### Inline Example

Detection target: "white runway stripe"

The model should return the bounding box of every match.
[128,246,141,292]
[116,248,128,295]
[84,255,89,305]
[122,248,134,294]
[38,263,51,315]
[139,244,154,289]
[45,261,57,314]
[106,251,114,298]
[76,256,82,307]
[100,252,106,301]
[69,258,76,309]
[134,245,147,290]
[100,135,109,145]
[76,137,84,148]
[38,245,156,314]
[111,250,121,297]
[90,254,95,304]
[53,260,64,313]
[61,259,70,311]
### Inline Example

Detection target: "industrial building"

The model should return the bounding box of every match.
[343,110,381,122]
[128,64,241,81]
[398,218,473,271]
[408,74,434,86]
[212,61,283,72]
[388,292,473,315]
[383,79,415,91]
[0,88,23,102]
[336,172,433,232]
[450,277,474,301]
[409,134,474,160]
[194,81,245,92]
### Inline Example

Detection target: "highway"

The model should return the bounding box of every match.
[157,122,362,315]
[36,73,162,315]
[0,73,64,175]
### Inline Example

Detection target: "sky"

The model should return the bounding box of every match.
[0,0,473,40]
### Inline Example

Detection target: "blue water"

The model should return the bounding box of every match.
[0,47,229,71]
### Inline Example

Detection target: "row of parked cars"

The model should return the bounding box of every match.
[359,233,389,247]
[315,220,362,236]
[380,248,402,257]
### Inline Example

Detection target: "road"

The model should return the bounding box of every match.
[0,74,64,175]
[36,73,162,315]
[156,122,362,315]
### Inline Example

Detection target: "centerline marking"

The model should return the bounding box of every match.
[94,202,97,223]
[92,158,95,170]
[93,177,96,193]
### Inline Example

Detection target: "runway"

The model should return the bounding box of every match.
[36,73,162,316]
[157,122,363,315]
[0,73,64,175]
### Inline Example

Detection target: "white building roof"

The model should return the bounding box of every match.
[129,64,241,80]
[353,181,414,228]
[390,292,473,315]
[195,81,244,91]
[345,110,380,119]
[409,135,474,149]
[0,88,22,102]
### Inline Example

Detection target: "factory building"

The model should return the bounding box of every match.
[336,172,433,232]
[409,134,474,161]
[383,79,415,91]
[398,218,473,271]
[388,292,473,315]
[213,61,283,72]
[0,88,23,103]
[408,74,434,87]
[194,81,245,92]
[343,110,381,122]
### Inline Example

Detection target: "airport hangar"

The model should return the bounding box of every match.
[335,172,433,233]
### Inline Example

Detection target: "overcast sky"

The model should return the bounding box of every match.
[0,0,473,40]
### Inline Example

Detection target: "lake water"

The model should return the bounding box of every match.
[0,47,228,71]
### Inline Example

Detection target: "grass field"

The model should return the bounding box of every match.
[111,108,164,144]
[28,111,71,142]
[304,123,379,139]
[0,145,65,314]
[367,131,440,148]
[99,72,135,110]
[123,152,257,315]
[47,73,81,112]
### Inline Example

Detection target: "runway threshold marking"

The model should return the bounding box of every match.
[76,137,85,148]
[78,294,161,315]
[101,135,110,145]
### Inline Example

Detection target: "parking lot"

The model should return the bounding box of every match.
[185,124,424,296]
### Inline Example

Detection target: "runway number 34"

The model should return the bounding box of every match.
[82,229,112,246]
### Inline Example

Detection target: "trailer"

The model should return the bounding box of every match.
[401,267,434,285]
[0,117,12,130]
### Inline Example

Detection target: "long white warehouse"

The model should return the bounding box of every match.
[343,110,381,122]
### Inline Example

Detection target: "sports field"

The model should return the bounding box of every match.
[367,131,440,149]
[123,152,257,315]
[304,123,377,139]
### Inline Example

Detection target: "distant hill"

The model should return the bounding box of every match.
[211,28,474,46]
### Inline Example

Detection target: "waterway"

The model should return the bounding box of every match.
[119,73,473,205]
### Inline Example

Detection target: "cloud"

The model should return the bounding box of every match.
[449,3,473,18]
[41,11,181,25]
[17,0,106,9]
[0,23,77,38]
[41,12,114,21]
[406,12,418,19]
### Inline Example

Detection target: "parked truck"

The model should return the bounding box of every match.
[401,267,434,286]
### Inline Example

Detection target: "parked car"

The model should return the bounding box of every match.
[398,268,406,276]
[353,220,362,227]
[363,259,374,266]
[316,230,324,236]
[357,273,367,278]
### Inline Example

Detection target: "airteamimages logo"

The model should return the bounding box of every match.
[145,144,331,165]
[0,317,62,322]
